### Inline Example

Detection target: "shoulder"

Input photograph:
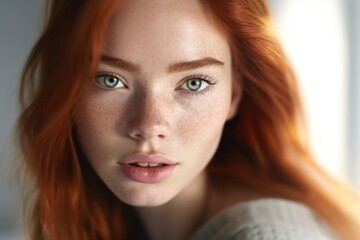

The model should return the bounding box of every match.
[192,198,338,240]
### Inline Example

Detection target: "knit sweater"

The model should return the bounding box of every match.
[191,198,337,240]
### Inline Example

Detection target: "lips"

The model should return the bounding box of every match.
[117,154,177,183]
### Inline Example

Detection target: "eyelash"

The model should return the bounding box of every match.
[94,72,217,94]
[95,72,127,90]
[179,74,216,95]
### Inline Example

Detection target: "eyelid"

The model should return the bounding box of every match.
[95,71,127,89]
[178,74,216,92]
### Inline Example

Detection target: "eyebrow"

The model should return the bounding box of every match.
[168,57,224,72]
[100,55,224,73]
[101,55,141,72]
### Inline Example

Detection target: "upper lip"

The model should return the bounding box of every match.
[117,153,176,165]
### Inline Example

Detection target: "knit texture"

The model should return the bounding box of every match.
[191,198,337,240]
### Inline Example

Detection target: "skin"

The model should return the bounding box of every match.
[75,0,243,239]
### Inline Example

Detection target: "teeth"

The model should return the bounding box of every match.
[133,163,163,167]
[137,162,149,167]
[149,163,161,167]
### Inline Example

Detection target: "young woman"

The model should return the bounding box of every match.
[18,0,360,239]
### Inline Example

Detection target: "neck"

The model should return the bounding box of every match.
[135,171,209,240]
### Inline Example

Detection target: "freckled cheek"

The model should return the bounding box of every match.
[75,96,128,154]
[176,95,230,146]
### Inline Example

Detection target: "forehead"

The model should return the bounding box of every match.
[102,0,231,71]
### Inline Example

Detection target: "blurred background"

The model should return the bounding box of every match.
[0,0,359,239]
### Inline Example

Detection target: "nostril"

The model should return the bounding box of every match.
[128,123,170,141]
[130,132,166,140]
[134,133,143,139]
[158,134,166,139]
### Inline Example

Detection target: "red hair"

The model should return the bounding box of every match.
[18,0,360,239]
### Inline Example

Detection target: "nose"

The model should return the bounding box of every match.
[127,92,171,141]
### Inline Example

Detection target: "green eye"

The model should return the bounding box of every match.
[95,74,126,89]
[186,79,202,91]
[181,78,209,92]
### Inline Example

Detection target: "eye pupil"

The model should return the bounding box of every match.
[186,79,202,91]
[104,76,119,88]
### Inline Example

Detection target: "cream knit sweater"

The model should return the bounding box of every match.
[192,198,337,240]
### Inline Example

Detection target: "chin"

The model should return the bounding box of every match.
[117,188,177,207]
[121,196,174,207]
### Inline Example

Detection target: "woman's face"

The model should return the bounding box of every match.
[76,0,241,206]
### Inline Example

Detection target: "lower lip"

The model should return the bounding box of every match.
[119,164,176,183]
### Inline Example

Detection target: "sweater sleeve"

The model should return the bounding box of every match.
[191,198,338,240]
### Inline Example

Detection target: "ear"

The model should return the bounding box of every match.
[226,71,242,120]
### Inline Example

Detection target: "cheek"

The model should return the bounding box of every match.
[75,95,126,159]
[176,91,231,150]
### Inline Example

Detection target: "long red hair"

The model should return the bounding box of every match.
[18,0,360,239]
